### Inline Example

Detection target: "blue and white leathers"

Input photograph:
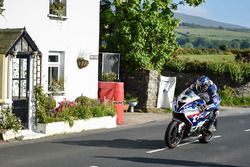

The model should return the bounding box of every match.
[190,79,221,111]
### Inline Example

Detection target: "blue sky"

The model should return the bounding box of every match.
[175,0,250,28]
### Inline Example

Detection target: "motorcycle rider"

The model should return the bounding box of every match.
[189,75,221,132]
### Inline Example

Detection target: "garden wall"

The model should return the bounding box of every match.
[161,70,250,97]
[122,69,250,111]
[122,70,159,111]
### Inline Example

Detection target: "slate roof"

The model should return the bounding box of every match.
[0,28,40,55]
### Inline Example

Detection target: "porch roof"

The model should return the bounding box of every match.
[0,28,40,55]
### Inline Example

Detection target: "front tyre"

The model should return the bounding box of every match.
[165,120,184,149]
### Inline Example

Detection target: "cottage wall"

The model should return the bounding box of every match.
[0,0,100,100]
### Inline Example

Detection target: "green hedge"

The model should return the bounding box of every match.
[165,58,250,84]
[173,48,222,56]
[219,86,250,106]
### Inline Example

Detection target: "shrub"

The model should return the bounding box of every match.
[218,86,250,106]
[0,107,22,132]
[47,96,56,111]
[74,105,93,120]
[234,49,250,63]
[75,96,99,107]
[165,58,250,84]
[100,72,118,81]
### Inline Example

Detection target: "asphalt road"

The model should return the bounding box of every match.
[0,110,249,167]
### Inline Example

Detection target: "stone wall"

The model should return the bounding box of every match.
[161,70,250,97]
[122,70,160,111]
[122,70,250,111]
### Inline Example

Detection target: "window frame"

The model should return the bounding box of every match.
[48,51,65,94]
[48,0,67,20]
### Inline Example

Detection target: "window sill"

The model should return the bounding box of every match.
[47,91,65,96]
[47,14,68,21]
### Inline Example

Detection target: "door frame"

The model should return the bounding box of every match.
[11,54,31,129]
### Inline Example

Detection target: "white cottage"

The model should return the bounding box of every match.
[0,0,100,130]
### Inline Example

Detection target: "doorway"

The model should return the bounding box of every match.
[12,55,30,129]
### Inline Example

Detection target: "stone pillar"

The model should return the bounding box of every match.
[123,70,160,111]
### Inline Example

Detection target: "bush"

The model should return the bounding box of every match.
[233,49,250,63]
[174,48,222,55]
[165,58,250,84]
[75,96,99,107]
[218,86,250,106]
[0,108,22,132]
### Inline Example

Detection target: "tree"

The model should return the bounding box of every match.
[100,0,205,71]
[240,40,250,49]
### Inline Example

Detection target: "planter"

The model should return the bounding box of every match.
[77,58,89,69]
[129,101,138,112]
[36,116,116,135]
[124,104,129,112]
[0,129,23,141]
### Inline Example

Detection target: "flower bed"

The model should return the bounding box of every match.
[34,86,117,135]
[36,115,116,135]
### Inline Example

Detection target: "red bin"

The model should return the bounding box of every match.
[115,102,124,125]
[98,81,124,125]
[114,82,124,101]
[98,81,116,102]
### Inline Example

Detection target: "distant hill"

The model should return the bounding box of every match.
[174,12,248,30]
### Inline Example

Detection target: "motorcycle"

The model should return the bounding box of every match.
[164,88,218,149]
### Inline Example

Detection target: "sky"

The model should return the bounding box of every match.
[175,0,250,28]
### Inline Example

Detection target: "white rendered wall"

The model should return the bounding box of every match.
[0,0,100,100]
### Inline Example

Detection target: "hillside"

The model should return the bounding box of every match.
[174,13,250,48]
[176,26,250,41]
[174,12,248,29]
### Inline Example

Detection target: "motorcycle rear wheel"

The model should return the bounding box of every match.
[165,120,184,149]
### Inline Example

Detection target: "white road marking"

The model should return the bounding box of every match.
[146,148,166,154]
[244,129,250,132]
[146,135,222,154]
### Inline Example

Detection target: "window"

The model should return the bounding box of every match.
[48,52,64,93]
[49,0,66,18]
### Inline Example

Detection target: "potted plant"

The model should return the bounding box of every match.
[49,1,65,17]
[123,99,129,112]
[100,72,118,82]
[125,94,138,112]
[77,51,89,69]
[48,80,64,96]
[77,57,89,69]
[0,107,22,141]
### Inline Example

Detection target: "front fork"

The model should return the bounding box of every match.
[178,122,185,134]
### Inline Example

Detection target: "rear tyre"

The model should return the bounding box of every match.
[165,120,184,149]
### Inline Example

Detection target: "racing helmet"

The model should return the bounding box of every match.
[196,75,210,92]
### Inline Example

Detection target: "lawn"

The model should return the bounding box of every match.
[177,54,236,63]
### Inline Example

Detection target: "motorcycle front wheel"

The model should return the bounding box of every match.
[165,120,184,149]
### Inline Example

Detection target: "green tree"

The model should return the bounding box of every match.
[100,0,205,71]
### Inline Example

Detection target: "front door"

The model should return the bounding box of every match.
[12,55,30,129]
